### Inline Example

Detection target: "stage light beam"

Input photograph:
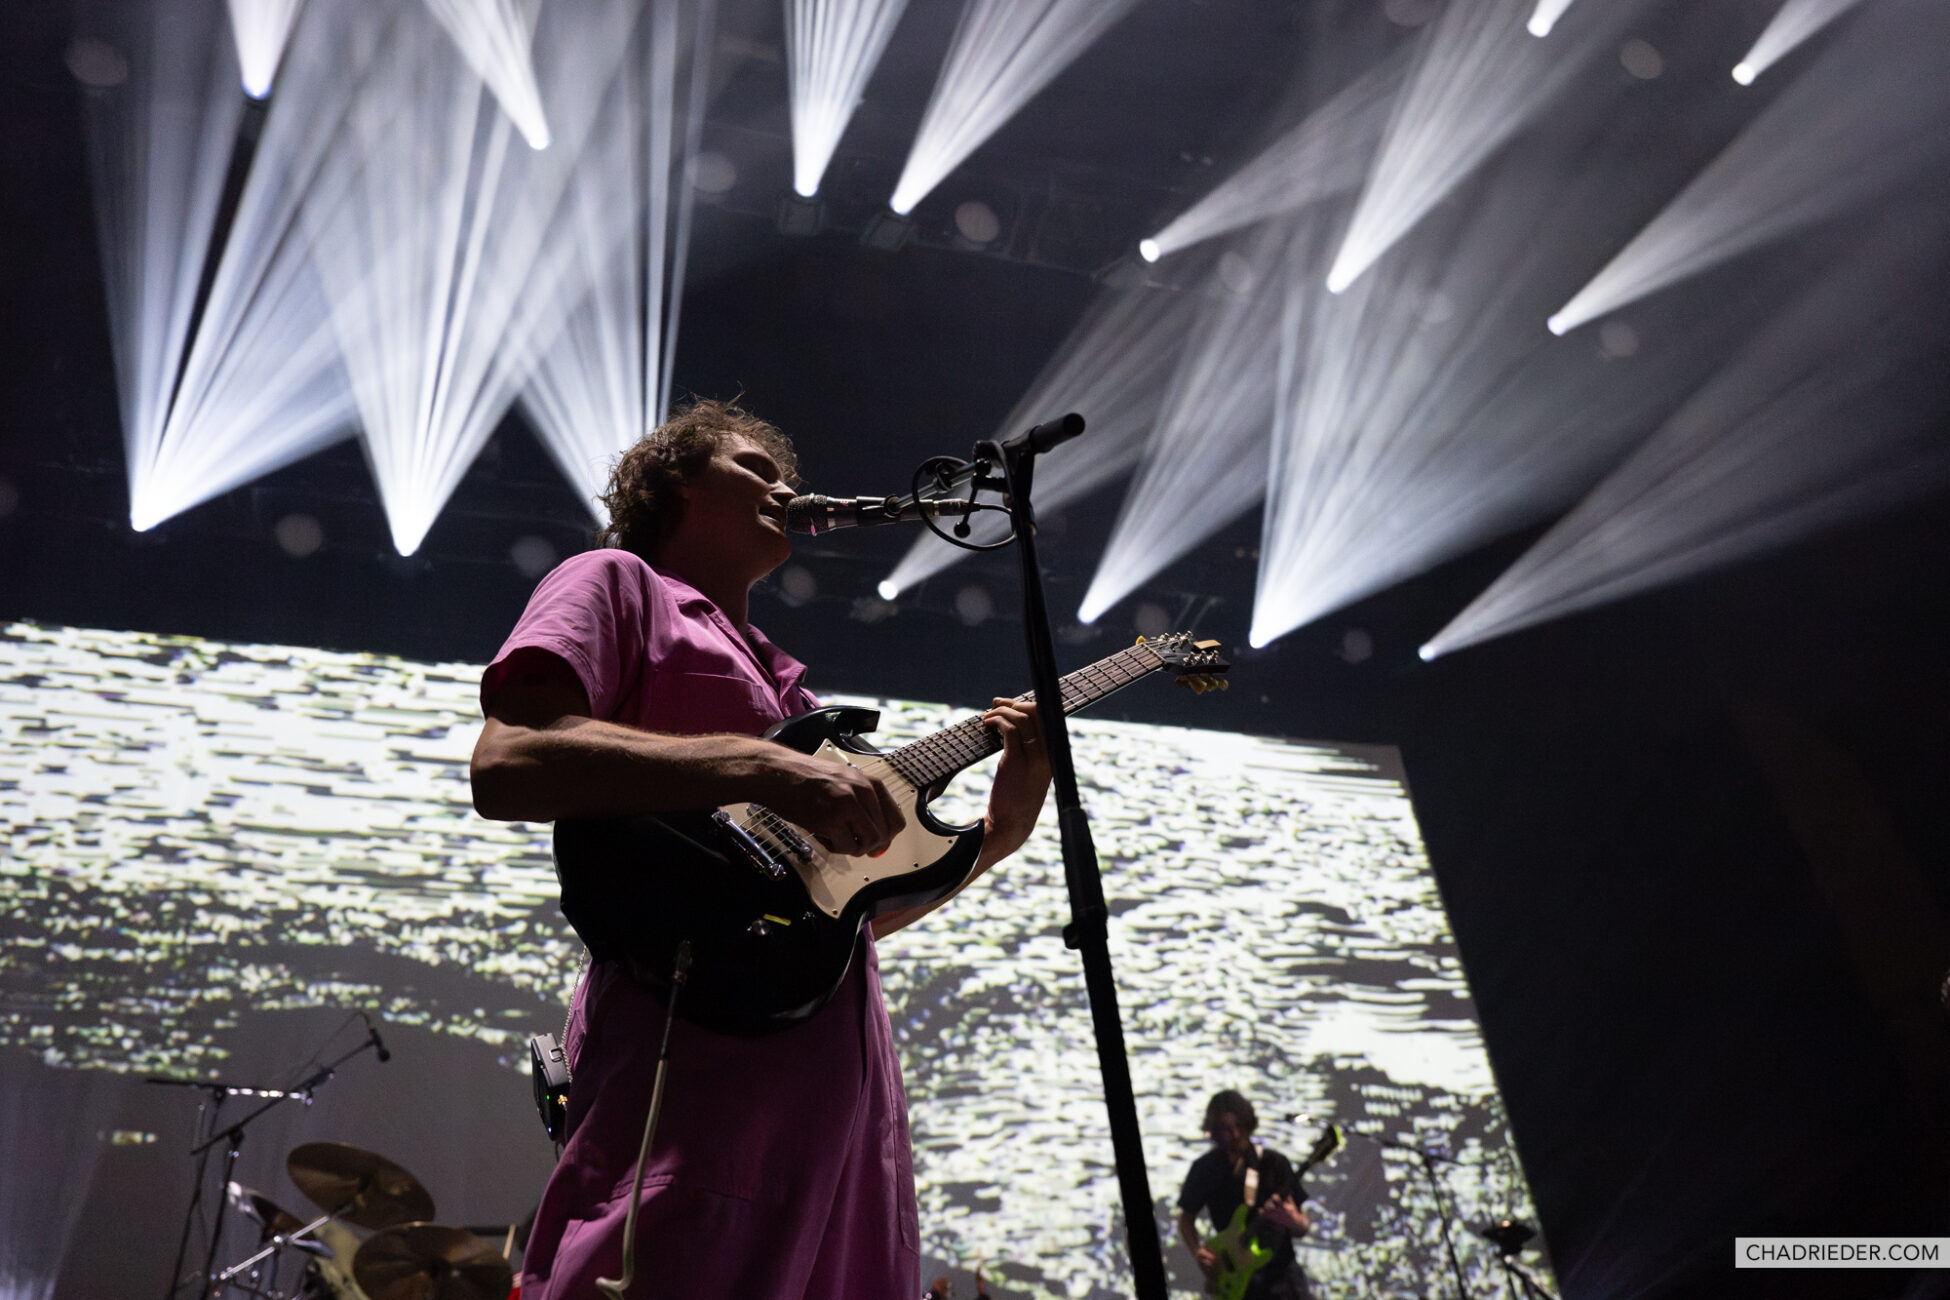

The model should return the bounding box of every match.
[889,0,1143,216]
[422,0,554,148]
[1326,0,1652,294]
[1078,218,1313,625]
[1249,141,1741,651]
[880,276,1200,601]
[83,0,261,532]
[1141,53,1404,265]
[1426,217,1950,660]
[1547,0,1950,336]
[1526,0,1575,37]
[520,0,717,512]
[1731,0,1869,86]
[304,0,639,554]
[785,0,909,197]
[225,0,304,97]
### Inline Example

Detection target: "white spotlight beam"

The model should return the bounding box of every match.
[786,0,909,197]
[83,0,247,530]
[879,280,1194,599]
[154,0,424,532]
[225,0,304,97]
[1247,152,1739,651]
[1732,0,1867,85]
[1549,0,1950,335]
[1326,0,1651,295]
[1425,221,1950,660]
[522,0,718,510]
[889,0,1142,216]
[422,0,554,148]
[145,0,415,534]
[1526,0,1576,38]
[1077,219,1309,624]
[305,0,636,555]
[1143,53,1405,263]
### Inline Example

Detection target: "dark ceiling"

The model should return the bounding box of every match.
[4,1,1950,1297]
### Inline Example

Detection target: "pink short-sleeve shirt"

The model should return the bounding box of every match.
[483,549,920,1299]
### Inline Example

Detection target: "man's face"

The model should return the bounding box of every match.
[674,434,796,574]
[1209,1111,1252,1161]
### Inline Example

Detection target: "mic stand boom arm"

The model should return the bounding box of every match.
[974,413,1170,1300]
[150,1028,386,1299]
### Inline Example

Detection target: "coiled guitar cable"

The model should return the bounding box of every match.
[595,940,693,1300]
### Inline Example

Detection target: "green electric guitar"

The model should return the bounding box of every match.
[1205,1124,1341,1300]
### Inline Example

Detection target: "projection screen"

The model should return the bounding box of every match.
[0,620,1552,1299]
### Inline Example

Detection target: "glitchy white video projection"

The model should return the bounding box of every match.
[1,621,1551,1298]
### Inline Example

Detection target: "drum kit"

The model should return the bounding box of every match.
[216,1142,522,1300]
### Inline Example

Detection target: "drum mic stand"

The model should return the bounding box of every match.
[150,1032,383,1300]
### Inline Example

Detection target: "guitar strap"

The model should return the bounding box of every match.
[1241,1141,1263,1210]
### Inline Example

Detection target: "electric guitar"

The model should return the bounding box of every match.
[1205,1124,1341,1300]
[553,633,1228,1035]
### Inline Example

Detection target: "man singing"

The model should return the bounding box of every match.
[471,399,1051,1297]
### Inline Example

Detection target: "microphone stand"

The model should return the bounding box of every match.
[1371,1134,1472,1300]
[150,1033,382,1299]
[953,415,1169,1300]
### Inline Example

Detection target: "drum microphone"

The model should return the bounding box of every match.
[785,494,980,535]
[359,1011,392,1063]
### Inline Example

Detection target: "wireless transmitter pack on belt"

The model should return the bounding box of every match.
[529,1032,571,1144]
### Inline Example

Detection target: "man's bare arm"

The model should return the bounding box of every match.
[470,647,902,851]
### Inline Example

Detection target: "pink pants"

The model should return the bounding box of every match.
[521,936,920,1299]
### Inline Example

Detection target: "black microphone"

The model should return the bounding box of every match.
[359,1011,391,1063]
[785,495,979,535]
[1001,412,1085,455]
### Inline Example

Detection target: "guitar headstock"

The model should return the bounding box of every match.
[1137,633,1231,695]
[1307,1123,1342,1167]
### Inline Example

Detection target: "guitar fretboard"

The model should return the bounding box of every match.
[883,641,1167,791]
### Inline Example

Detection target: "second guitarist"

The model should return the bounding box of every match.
[1177,1090,1316,1300]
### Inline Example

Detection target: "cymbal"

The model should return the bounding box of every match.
[287,1142,436,1231]
[353,1224,513,1300]
[227,1181,329,1257]
[1477,1217,1536,1257]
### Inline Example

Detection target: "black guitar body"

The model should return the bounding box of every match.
[554,706,984,1035]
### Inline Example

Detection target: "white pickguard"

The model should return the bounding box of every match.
[720,740,965,919]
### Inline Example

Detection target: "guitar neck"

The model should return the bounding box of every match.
[883,641,1167,790]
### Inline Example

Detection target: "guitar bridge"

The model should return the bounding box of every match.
[713,809,790,879]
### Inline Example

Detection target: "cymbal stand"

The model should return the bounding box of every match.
[1497,1256,1557,1300]
[214,1209,333,1291]
[150,1033,381,1300]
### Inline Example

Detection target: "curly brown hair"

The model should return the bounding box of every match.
[595,398,799,557]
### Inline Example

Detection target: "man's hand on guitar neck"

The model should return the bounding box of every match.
[870,698,1051,940]
[979,697,1051,860]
